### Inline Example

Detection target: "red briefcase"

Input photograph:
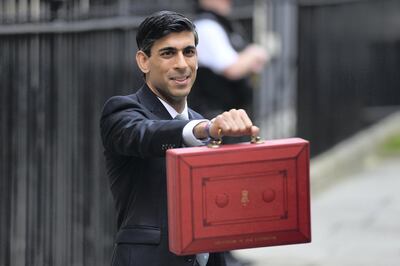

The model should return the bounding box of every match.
[166,138,311,255]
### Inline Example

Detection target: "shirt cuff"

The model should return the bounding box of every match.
[183,119,210,147]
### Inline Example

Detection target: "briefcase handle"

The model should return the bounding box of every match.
[207,135,264,148]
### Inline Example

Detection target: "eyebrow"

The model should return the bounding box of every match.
[158,47,176,53]
[158,45,196,53]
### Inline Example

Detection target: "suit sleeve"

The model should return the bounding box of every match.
[100,95,189,158]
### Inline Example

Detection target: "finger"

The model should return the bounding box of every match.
[221,111,238,133]
[230,109,248,132]
[251,125,260,137]
[237,109,254,134]
[211,115,229,138]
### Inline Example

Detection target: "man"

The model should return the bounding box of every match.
[100,11,259,266]
[189,0,267,120]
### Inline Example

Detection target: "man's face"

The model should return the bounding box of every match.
[139,31,198,107]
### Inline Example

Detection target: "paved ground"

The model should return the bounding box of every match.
[233,155,400,266]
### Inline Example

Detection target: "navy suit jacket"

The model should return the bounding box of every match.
[100,84,226,266]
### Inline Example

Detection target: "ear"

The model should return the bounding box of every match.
[136,51,150,74]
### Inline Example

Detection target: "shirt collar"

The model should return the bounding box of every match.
[157,97,189,120]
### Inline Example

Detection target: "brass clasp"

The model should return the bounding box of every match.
[251,136,264,144]
[207,139,222,148]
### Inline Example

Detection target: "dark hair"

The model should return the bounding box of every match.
[136,10,199,56]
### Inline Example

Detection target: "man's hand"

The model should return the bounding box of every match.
[194,109,259,140]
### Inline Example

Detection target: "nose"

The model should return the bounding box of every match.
[174,52,188,69]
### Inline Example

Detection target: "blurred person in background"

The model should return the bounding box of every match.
[189,0,268,123]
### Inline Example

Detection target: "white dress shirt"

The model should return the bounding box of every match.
[157,97,209,147]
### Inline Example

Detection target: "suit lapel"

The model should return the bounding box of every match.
[135,84,173,120]
[188,109,202,120]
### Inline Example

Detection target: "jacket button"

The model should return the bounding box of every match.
[186,257,193,262]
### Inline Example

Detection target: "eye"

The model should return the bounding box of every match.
[184,48,196,57]
[160,50,175,58]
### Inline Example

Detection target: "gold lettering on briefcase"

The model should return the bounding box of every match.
[241,190,249,206]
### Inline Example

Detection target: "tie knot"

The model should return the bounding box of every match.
[174,114,187,120]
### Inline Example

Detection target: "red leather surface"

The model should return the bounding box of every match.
[166,138,311,255]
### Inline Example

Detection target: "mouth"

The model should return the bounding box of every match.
[170,75,191,85]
